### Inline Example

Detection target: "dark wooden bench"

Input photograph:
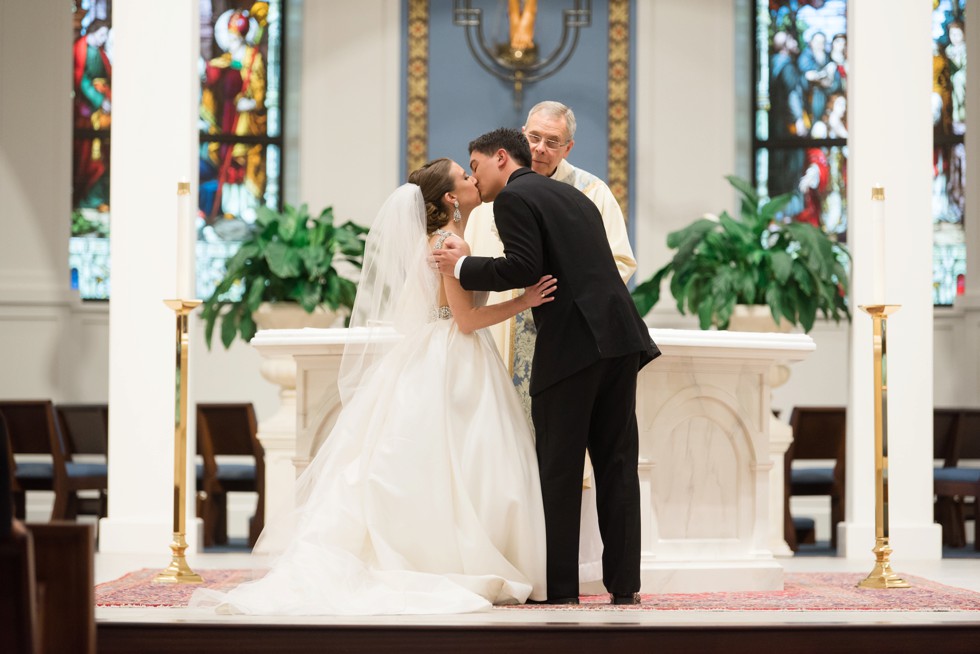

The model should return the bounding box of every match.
[934,407,980,550]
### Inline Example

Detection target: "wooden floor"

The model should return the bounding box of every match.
[96,620,980,654]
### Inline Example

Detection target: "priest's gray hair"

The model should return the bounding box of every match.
[526,100,577,142]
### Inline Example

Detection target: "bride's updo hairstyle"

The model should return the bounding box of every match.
[408,158,454,234]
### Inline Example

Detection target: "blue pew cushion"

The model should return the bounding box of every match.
[65,462,107,478]
[14,461,53,480]
[934,467,980,484]
[791,467,835,487]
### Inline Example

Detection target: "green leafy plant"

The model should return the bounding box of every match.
[631,175,851,332]
[201,203,368,349]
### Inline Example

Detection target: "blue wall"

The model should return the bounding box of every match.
[402,0,615,181]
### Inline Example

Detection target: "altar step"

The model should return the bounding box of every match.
[96,620,980,654]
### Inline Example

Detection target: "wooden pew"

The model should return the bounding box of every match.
[0,523,95,654]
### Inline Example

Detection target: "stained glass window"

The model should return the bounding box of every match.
[932,0,967,305]
[69,1,113,299]
[753,0,848,240]
[754,0,968,307]
[197,1,284,299]
[754,145,848,239]
[69,0,285,301]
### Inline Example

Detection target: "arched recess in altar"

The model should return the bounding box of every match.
[641,384,760,556]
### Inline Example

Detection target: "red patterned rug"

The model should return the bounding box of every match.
[96,569,980,612]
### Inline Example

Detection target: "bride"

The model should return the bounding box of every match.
[190,158,555,615]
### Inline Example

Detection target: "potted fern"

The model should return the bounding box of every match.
[631,175,851,333]
[201,203,368,349]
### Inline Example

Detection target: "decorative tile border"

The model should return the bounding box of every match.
[406,0,430,173]
[406,0,631,219]
[607,0,630,221]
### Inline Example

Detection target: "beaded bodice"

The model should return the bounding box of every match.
[433,228,454,251]
[430,229,454,321]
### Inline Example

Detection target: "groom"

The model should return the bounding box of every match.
[431,128,660,604]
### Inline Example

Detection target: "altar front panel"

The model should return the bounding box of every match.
[252,327,815,594]
[636,357,780,592]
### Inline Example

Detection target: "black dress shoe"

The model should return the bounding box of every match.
[544,596,580,605]
[611,592,641,605]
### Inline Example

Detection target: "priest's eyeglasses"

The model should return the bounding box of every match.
[524,132,570,151]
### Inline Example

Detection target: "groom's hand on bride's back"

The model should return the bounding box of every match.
[442,237,467,253]
[429,236,470,277]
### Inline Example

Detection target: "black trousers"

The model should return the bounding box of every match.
[531,352,642,599]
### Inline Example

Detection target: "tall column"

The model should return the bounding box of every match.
[840,0,942,559]
[99,2,200,553]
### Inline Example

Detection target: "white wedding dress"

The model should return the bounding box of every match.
[190,187,547,615]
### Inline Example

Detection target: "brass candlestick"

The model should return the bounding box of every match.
[856,304,910,589]
[155,299,204,584]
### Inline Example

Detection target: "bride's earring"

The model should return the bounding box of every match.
[453,200,461,223]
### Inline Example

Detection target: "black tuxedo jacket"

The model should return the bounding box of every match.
[460,168,660,395]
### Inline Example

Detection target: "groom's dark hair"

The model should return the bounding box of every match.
[468,128,532,168]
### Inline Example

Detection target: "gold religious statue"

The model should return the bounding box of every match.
[509,0,537,51]
[453,0,591,112]
[499,0,538,65]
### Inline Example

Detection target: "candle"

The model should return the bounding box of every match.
[870,185,885,305]
[176,180,194,299]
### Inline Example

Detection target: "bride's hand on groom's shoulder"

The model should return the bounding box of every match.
[523,275,557,308]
